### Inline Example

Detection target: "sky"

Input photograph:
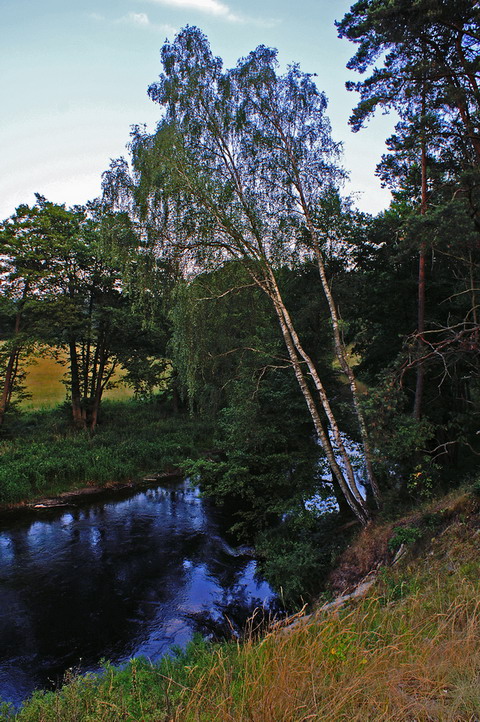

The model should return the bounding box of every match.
[0,0,397,221]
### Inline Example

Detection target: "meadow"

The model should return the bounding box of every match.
[0,399,211,505]
[19,354,132,409]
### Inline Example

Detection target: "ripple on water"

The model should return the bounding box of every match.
[0,480,277,709]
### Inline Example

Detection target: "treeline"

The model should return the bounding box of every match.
[1,1,480,598]
[0,198,169,431]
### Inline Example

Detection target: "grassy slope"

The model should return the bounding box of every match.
[4,488,480,721]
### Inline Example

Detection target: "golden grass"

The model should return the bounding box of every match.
[9,494,480,721]
[20,355,132,409]
[170,508,480,721]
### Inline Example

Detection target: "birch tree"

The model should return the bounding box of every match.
[131,27,376,523]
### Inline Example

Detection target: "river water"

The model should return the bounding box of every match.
[0,480,277,708]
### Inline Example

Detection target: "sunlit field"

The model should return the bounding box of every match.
[20,354,133,409]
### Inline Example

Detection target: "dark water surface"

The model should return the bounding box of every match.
[0,480,276,707]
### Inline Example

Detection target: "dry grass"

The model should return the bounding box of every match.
[328,520,393,594]
[170,505,480,721]
[20,354,132,408]
[9,493,480,722]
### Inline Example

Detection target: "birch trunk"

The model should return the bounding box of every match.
[311,241,380,505]
[264,270,370,525]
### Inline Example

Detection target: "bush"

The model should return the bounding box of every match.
[387,525,423,553]
[256,511,351,606]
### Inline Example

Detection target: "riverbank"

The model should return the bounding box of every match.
[0,469,183,519]
[3,484,479,721]
[0,475,277,709]
[0,399,212,508]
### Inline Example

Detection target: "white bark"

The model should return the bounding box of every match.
[262,269,370,525]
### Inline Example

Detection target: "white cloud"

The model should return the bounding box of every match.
[127,11,151,26]
[117,11,151,26]
[145,0,242,23]
[115,12,177,34]
[88,12,105,21]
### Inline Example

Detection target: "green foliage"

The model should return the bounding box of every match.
[256,511,350,606]
[421,510,444,531]
[0,636,223,722]
[0,197,171,431]
[337,0,480,498]
[387,525,423,553]
[170,263,277,413]
[348,196,480,490]
[407,456,441,501]
[340,210,418,382]
[0,400,211,504]
[338,0,480,161]
[362,375,434,490]
[471,478,480,498]
[0,703,12,721]
[185,370,323,540]
[170,260,349,541]
[377,567,420,603]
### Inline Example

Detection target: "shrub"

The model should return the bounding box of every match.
[387,524,423,553]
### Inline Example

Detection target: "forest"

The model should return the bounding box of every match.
[1,1,480,607]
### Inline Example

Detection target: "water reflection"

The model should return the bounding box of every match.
[0,480,276,708]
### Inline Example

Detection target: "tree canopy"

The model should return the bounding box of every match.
[124,26,377,524]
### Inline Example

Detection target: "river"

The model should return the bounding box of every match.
[0,479,277,708]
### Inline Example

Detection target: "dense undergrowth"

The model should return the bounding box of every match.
[0,399,212,505]
[3,487,479,721]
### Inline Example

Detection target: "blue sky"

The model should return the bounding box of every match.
[0,0,396,220]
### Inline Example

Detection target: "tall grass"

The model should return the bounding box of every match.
[4,493,480,721]
[175,581,480,719]
[0,400,212,504]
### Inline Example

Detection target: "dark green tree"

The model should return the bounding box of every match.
[1,197,169,431]
[40,205,169,431]
[0,197,80,425]
[337,0,480,163]
[338,0,480,425]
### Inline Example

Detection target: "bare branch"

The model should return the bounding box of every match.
[194,281,258,301]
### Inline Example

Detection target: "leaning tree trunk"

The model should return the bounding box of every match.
[414,93,428,421]
[280,134,380,506]
[262,269,370,526]
[311,240,380,506]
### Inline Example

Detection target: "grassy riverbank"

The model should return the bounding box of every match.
[0,399,211,506]
[2,486,480,721]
